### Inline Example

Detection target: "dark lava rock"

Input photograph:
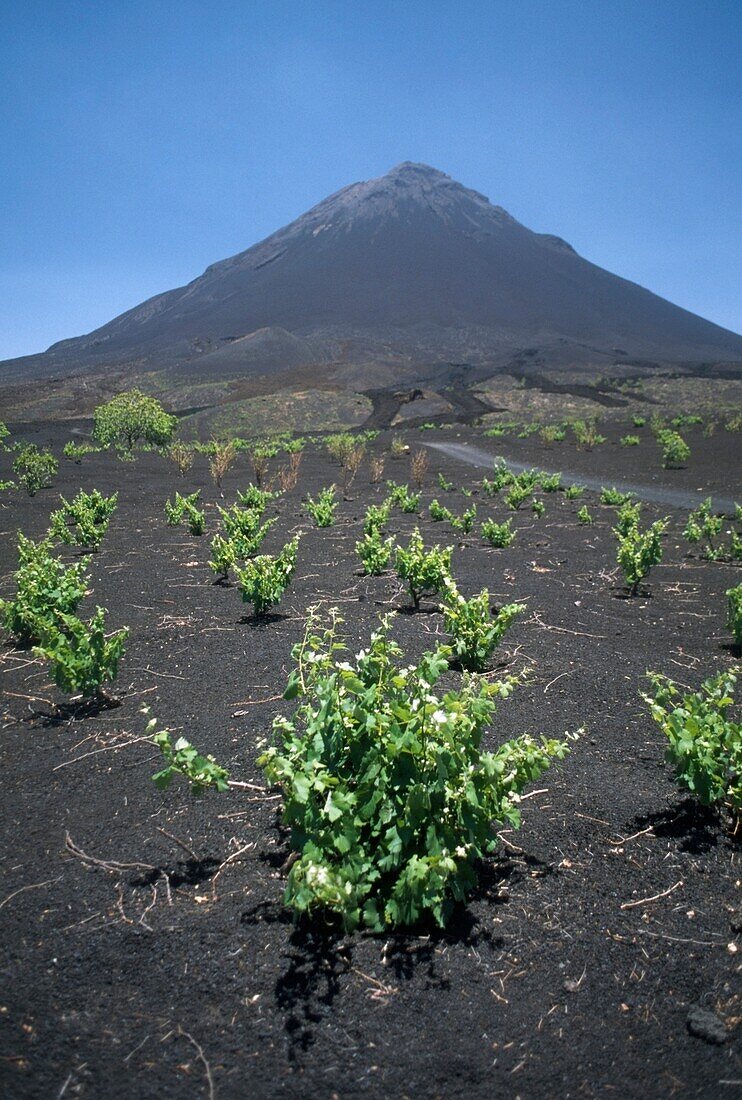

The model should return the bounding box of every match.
[687,1006,727,1045]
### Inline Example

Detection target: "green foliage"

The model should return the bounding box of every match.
[481,460,515,496]
[642,670,740,829]
[631,415,646,428]
[442,585,524,671]
[577,505,593,526]
[93,390,176,452]
[483,421,518,438]
[0,479,15,491]
[236,535,300,616]
[539,472,562,493]
[34,606,128,699]
[531,498,546,518]
[62,441,101,462]
[386,480,420,513]
[682,498,741,561]
[258,610,571,931]
[325,432,357,465]
[208,515,275,580]
[614,499,642,536]
[0,534,89,645]
[218,503,275,544]
[49,489,117,551]
[306,485,338,527]
[428,499,477,533]
[164,490,204,534]
[13,444,58,496]
[481,517,515,547]
[394,528,452,609]
[237,483,280,510]
[437,472,454,492]
[504,483,530,511]
[570,418,606,449]
[600,486,634,507]
[657,429,690,469]
[0,421,9,450]
[670,414,703,429]
[564,484,584,500]
[356,528,394,576]
[727,585,742,648]
[620,434,640,447]
[517,422,540,438]
[614,516,668,595]
[148,713,230,794]
[363,499,392,535]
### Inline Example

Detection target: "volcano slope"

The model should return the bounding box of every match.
[0,418,740,1099]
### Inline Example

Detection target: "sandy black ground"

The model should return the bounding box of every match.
[0,419,740,1098]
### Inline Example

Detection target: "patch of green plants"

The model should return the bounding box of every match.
[531,498,546,518]
[235,535,300,616]
[0,479,16,491]
[564,484,584,500]
[62,441,101,463]
[483,421,518,438]
[386,480,420,514]
[34,607,128,703]
[517,422,540,439]
[642,669,740,832]
[237,483,280,511]
[325,432,357,465]
[49,489,117,551]
[0,534,89,645]
[306,486,338,528]
[442,585,524,671]
[13,444,58,496]
[93,390,176,452]
[208,516,276,580]
[631,415,646,428]
[428,500,477,533]
[0,421,9,450]
[539,472,562,493]
[570,418,606,449]
[356,528,395,576]
[148,711,230,794]
[577,505,593,526]
[481,517,515,547]
[614,516,668,595]
[600,486,635,507]
[614,499,642,537]
[437,472,454,492]
[682,498,741,561]
[363,499,392,535]
[727,584,742,649]
[394,528,452,609]
[657,429,690,469]
[504,484,530,511]
[481,460,515,496]
[620,434,640,447]
[164,490,205,534]
[670,414,703,429]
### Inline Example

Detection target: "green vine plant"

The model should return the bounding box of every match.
[429,500,477,534]
[237,484,281,510]
[49,489,118,551]
[481,518,515,548]
[442,583,525,672]
[394,528,452,609]
[235,535,300,616]
[684,498,741,562]
[614,516,669,596]
[642,669,740,835]
[306,486,338,528]
[0,534,90,645]
[362,499,392,535]
[386,480,420,514]
[164,491,205,535]
[13,444,58,496]
[33,607,128,706]
[727,584,742,651]
[356,528,394,576]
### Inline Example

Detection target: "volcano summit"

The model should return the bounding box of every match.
[2,163,741,406]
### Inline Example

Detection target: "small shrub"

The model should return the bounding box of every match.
[167,441,194,477]
[49,489,117,551]
[577,505,593,526]
[209,440,238,492]
[342,444,365,489]
[325,433,357,465]
[13,444,58,496]
[658,429,690,469]
[363,499,392,535]
[531,498,546,518]
[615,516,668,595]
[255,610,571,930]
[443,585,524,671]
[369,455,386,484]
[539,473,562,493]
[683,498,724,559]
[387,481,420,514]
[357,528,394,576]
[165,490,204,534]
[481,460,515,496]
[93,390,176,452]
[642,670,740,832]
[504,484,530,511]
[437,472,454,492]
[571,419,606,449]
[63,441,100,463]
[620,434,640,447]
[614,499,642,537]
[600,486,634,507]
[481,518,515,547]
[389,436,407,459]
[409,449,429,489]
[236,536,300,616]
[394,528,452,609]
[218,503,273,543]
[564,484,584,500]
[0,535,89,645]
[34,607,128,702]
[0,421,9,450]
[727,585,742,649]
[237,484,279,511]
[631,415,646,428]
[150,720,230,794]
[306,486,338,528]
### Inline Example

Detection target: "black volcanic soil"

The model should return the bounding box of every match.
[0,422,740,1099]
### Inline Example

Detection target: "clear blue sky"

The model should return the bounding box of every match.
[1,0,740,360]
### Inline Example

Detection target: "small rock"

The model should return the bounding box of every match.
[687,1006,727,1045]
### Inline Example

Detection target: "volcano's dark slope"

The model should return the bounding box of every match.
[3,162,741,383]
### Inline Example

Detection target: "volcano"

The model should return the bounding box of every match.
[2,162,741,396]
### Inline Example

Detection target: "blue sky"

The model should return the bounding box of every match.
[1,0,740,360]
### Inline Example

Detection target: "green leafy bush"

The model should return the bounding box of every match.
[442,585,524,671]
[620,434,640,447]
[577,505,593,526]
[394,528,452,609]
[600,486,634,507]
[237,483,280,510]
[682,498,741,561]
[34,607,128,701]
[727,585,742,649]
[387,480,420,514]
[481,460,515,496]
[570,419,606,449]
[615,516,668,595]
[657,429,690,469]
[49,489,117,551]
[631,415,646,428]
[306,486,338,528]
[428,500,477,533]
[539,473,562,493]
[257,610,571,930]
[62,441,101,462]
[148,712,230,794]
[0,535,89,645]
[437,472,454,492]
[481,518,515,547]
[236,535,300,616]
[642,670,740,831]
[531,498,546,518]
[13,444,58,496]
[504,484,530,511]
[93,390,176,452]
[164,490,205,534]
[564,484,584,500]
[356,528,394,576]
[0,421,9,450]
[363,499,392,535]
[614,499,642,536]
[218,503,274,544]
